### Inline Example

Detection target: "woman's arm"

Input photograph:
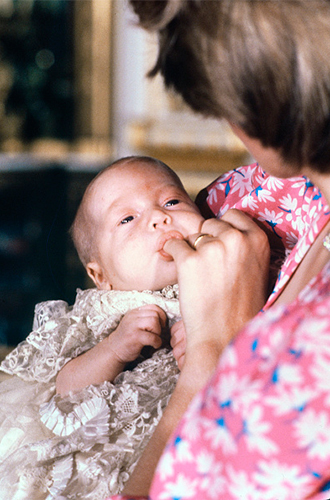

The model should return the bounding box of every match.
[123,337,221,496]
[122,209,270,495]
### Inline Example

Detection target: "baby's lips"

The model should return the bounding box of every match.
[158,231,184,260]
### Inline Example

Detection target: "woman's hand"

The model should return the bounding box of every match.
[164,209,270,363]
[122,210,270,497]
[170,320,186,370]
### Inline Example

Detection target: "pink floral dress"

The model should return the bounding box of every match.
[106,164,330,500]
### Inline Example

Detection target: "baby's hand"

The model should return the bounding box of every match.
[107,305,167,366]
[170,320,186,370]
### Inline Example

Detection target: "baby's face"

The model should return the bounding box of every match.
[87,161,204,291]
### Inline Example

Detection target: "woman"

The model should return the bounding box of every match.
[107,1,330,498]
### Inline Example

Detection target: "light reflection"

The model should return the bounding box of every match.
[35,49,55,71]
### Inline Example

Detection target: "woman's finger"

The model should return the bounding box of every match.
[202,208,258,234]
[163,237,194,263]
[188,232,214,250]
[186,210,258,251]
[165,207,270,362]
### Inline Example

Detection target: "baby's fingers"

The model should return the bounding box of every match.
[138,329,163,350]
[134,304,167,330]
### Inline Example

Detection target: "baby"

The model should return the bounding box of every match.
[0,156,204,499]
[56,155,204,396]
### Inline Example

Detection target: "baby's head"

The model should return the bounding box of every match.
[71,156,204,291]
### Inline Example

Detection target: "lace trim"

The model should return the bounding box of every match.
[0,286,180,383]
[0,287,180,498]
[40,394,110,438]
[0,349,179,497]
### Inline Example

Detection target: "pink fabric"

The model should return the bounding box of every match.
[205,163,330,309]
[149,263,330,500]
[105,164,330,500]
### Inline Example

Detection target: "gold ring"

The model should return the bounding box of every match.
[192,233,213,249]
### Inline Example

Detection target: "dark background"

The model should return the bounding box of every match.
[0,1,106,345]
[0,167,97,346]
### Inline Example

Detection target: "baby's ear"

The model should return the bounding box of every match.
[86,262,112,290]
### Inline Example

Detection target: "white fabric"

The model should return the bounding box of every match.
[0,286,180,499]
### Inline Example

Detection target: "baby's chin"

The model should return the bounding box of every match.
[113,273,178,292]
[151,276,178,292]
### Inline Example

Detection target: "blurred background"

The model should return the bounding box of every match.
[0,0,249,348]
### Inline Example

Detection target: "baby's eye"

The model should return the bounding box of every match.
[120,215,134,225]
[164,199,180,207]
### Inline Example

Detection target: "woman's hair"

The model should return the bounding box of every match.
[71,156,185,267]
[130,0,330,173]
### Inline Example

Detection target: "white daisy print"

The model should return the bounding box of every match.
[254,459,310,500]
[203,416,237,455]
[294,409,330,459]
[157,449,175,480]
[264,176,284,191]
[242,405,279,456]
[158,472,198,499]
[278,193,298,212]
[310,356,330,407]
[227,465,263,500]
[229,167,255,197]
[241,194,259,211]
[265,385,315,416]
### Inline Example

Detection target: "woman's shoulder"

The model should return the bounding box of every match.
[205,163,320,208]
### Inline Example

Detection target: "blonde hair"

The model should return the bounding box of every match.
[130,0,330,172]
[70,156,185,267]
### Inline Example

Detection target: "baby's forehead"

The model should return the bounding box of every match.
[87,161,185,213]
[95,161,181,190]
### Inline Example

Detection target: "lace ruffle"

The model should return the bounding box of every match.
[1,286,180,383]
[0,286,180,498]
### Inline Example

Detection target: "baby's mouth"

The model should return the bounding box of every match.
[158,231,184,260]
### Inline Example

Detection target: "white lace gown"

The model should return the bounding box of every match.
[0,286,180,499]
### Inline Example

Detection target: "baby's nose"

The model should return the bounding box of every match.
[151,209,172,228]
